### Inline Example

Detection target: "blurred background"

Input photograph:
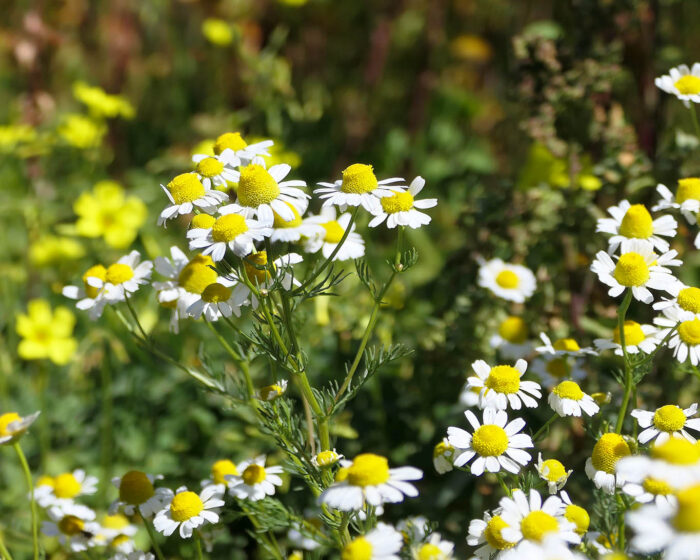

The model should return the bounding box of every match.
[3,0,700,557]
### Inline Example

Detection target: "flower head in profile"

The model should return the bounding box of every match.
[489,316,532,360]
[192,154,239,190]
[410,533,454,560]
[85,251,153,303]
[655,305,700,365]
[109,471,173,517]
[185,279,247,322]
[596,199,677,254]
[318,453,422,511]
[0,411,39,445]
[585,433,631,493]
[158,172,229,226]
[616,437,700,490]
[447,408,533,476]
[536,454,572,494]
[41,505,100,552]
[559,491,590,537]
[340,523,403,560]
[228,251,303,309]
[632,403,700,445]
[548,381,599,417]
[303,206,365,261]
[16,300,77,365]
[653,179,700,225]
[433,438,457,474]
[655,63,700,107]
[35,469,98,509]
[314,163,406,214]
[201,460,239,497]
[536,333,597,358]
[594,320,661,355]
[622,474,676,508]
[368,176,437,229]
[226,456,284,501]
[63,264,112,320]
[311,449,343,468]
[467,359,541,410]
[187,209,273,261]
[467,510,515,559]
[194,132,273,168]
[477,258,536,303]
[153,485,224,538]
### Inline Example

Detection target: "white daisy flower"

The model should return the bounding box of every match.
[653,179,700,225]
[187,209,273,261]
[226,455,284,501]
[616,438,700,490]
[85,250,153,304]
[311,449,343,468]
[192,154,239,190]
[185,279,248,321]
[477,258,536,303]
[0,410,39,445]
[548,381,599,417]
[498,489,580,552]
[153,485,224,539]
[590,239,681,304]
[433,438,458,474]
[458,384,481,408]
[94,513,138,544]
[109,471,174,518]
[632,403,700,445]
[447,408,533,476]
[62,264,111,320]
[201,459,240,498]
[411,532,454,560]
[230,251,303,309]
[585,433,632,494]
[536,454,572,494]
[535,333,597,357]
[653,283,700,315]
[489,316,532,360]
[200,132,273,168]
[314,163,406,214]
[318,453,422,511]
[503,536,586,560]
[258,379,288,401]
[528,355,587,389]
[41,506,100,552]
[622,475,677,508]
[594,320,661,355]
[340,523,402,560]
[218,158,308,226]
[467,510,516,559]
[158,172,229,226]
[35,469,98,509]
[655,305,700,365]
[303,206,365,261]
[655,63,700,107]
[269,199,323,244]
[596,199,677,253]
[467,359,542,411]
[559,492,590,537]
[368,176,437,229]
[397,517,429,542]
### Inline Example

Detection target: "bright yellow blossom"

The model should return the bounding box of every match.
[29,236,85,267]
[73,82,134,120]
[16,300,77,365]
[202,19,234,46]
[58,114,106,149]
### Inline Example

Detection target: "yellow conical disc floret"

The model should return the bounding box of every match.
[416,543,443,560]
[520,511,558,542]
[676,178,700,204]
[196,157,224,178]
[178,255,218,295]
[484,515,514,550]
[347,454,390,487]
[211,214,249,242]
[485,365,520,394]
[678,287,700,314]
[613,321,646,346]
[675,76,700,96]
[341,164,378,194]
[170,491,203,522]
[106,263,133,285]
[244,251,271,284]
[495,270,519,289]
[380,191,414,214]
[678,319,700,346]
[201,283,232,303]
[553,338,580,352]
[58,515,85,536]
[273,202,302,228]
[564,504,590,535]
[471,425,509,456]
[321,221,345,244]
[191,214,217,229]
[0,412,21,436]
[82,264,106,298]
[342,537,372,560]
[433,440,454,458]
[119,471,155,505]
[211,460,238,484]
[167,173,205,204]
[653,405,686,432]
[237,164,280,207]
[54,473,81,499]
[214,132,247,155]
[651,438,700,465]
[553,380,584,400]
[619,204,653,239]
[315,450,340,467]
[499,316,528,344]
[673,485,700,532]
[102,514,129,530]
[591,433,631,474]
[242,464,266,485]
[613,253,649,287]
[642,477,672,496]
[541,459,566,482]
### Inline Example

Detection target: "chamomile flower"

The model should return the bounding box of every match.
[219,158,309,226]
[0,410,39,445]
[616,438,700,490]
[655,63,700,106]
[536,454,572,494]
[411,533,454,560]
[585,433,631,493]
[447,408,533,476]
[433,438,457,474]
[35,469,98,509]
[201,460,239,497]
[229,251,303,309]
[477,259,536,303]
[397,517,429,542]
[63,264,111,320]
[226,456,284,501]
[187,209,273,261]
[303,206,365,261]
[528,355,587,388]
[548,381,599,417]
[622,475,676,508]
[458,384,481,408]
[258,380,288,401]
[368,176,437,229]
[192,155,238,190]
[200,132,273,167]
[312,449,343,468]
[95,513,138,544]
[559,492,590,536]
[467,359,542,410]
[594,321,661,355]
[467,510,515,559]
[42,506,100,552]
[505,536,586,560]
[655,305,700,365]
[153,485,224,538]
[632,403,700,445]
[536,333,597,357]
[109,471,174,517]
[489,316,532,360]
[653,179,700,224]
[185,279,247,321]
[498,489,580,551]
[654,283,700,314]
[269,199,323,243]
[318,453,422,511]
[158,172,228,226]
[314,163,406,214]
[86,251,153,303]
[590,240,681,304]
[340,523,402,560]
[596,200,677,253]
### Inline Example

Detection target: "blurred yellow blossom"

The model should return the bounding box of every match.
[0,124,37,154]
[202,19,234,46]
[450,35,492,62]
[29,236,85,268]
[73,82,135,120]
[74,181,147,248]
[16,300,77,365]
[58,114,106,149]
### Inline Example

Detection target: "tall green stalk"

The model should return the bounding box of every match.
[13,443,38,560]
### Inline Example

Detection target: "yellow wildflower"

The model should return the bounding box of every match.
[58,114,106,149]
[29,236,84,267]
[73,82,134,119]
[202,19,234,46]
[16,300,77,365]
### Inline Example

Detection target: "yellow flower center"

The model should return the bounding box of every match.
[433,441,454,458]
[642,477,673,495]
[347,453,391,487]
[212,459,238,485]
[242,464,267,485]
[495,270,519,289]
[546,358,570,379]
[214,132,247,155]
[106,263,134,285]
[196,157,224,178]
[553,338,580,352]
[564,504,590,535]
[651,438,700,465]
[58,515,85,536]
[321,221,345,244]
[613,321,646,346]
[678,287,700,314]
[102,514,129,530]
[673,485,700,532]
[498,317,528,344]
[484,365,521,394]
[613,252,650,287]
[471,425,509,457]
[178,257,218,295]
[335,467,349,482]
[653,405,687,432]
[591,433,631,474]
[679,319,700,346]
[380,191,414,214]
[340,164,378,194]
[54,473,82,499]
[118,471,155,505]
[111,535,130,548]
[201,283,232,303]
[244,251,272,284]
[619,204,653,239]
[211,214,249,242]
[167,173,206,205]
[520,511,558,542]
[677,178,700,203]
[237,164,280,207]
[0,412,21,436]
[82,264,107,298]
[315,450,340,467]
[675,75,700,95]
[552,380,584,401]
[483,515,513,550]
[170,491,204,522]
[541,459,567,482]
[37,476,54,488]
[273,202,302,228]
[342,537,372,560]
[259,384,285,400]
[191,214,217,229]
[416,543,443,560]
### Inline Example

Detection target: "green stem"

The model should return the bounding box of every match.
[615,290,634,434]
[138,510,165,560]
[124,293,148,341]
[13,443,38,560]
[496,473,512,497]
[691,105,700,140]
[615,493,626,550]
[205,321,255,400]
[532,413,558,441]
[0,535,13,560]
[99,355,113,507]
[195,530,205,560]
